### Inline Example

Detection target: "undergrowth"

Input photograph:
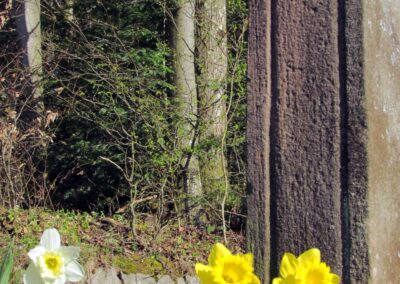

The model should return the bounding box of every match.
[0,207,245,283]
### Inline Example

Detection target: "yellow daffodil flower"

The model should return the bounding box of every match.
[272,248,340,284]
[195,243,260,284]
[23,228,85,284]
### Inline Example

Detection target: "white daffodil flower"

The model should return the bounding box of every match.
[23,228,85,284]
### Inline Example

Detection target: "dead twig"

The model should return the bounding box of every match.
[116,194,158,214]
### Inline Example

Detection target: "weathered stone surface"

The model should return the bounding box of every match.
[246,1,271,282]
[121,273,156,284]
[269,0,343,277]
[339,0,369,282]
[90,268,121,284]
[156,275,174,284]
[136,273,156,284]
[120,273,136,284]
[87,269,199,284]
[247,0,371,282]
[184,276,200,284]
[364,0,400,283]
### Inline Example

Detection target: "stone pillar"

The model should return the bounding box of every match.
[364,0,400,283]
[246,0,271,282]
[267,0,344,279]
[247,0,375,283]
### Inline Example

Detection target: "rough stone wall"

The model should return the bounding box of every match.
[247,0,372,283]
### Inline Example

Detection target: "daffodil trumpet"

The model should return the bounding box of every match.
[272,248,340,284]
[195,243,260,284]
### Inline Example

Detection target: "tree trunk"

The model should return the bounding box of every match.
[172,0,202,221]
[196,0,229,196]
[64,0,74,22]
[14,0,43,127]
[0,0,13,30]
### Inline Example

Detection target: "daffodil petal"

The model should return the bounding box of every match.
[208,243,232,266]
[298,248,320,267]
[243,253,254,267]
[65,260,85,281]
[195,263,216,284]
[28,246,45,264]
[280,253,298,277]
[23,263,44,284]
[272,277,283,284]
[59,246,80,262]
[40,228,61,251]
[250,273,261,284]
[279,274,300,284]
[53,275,67,284]
[331,273,340,284]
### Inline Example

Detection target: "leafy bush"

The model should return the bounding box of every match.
[1,0,249,230]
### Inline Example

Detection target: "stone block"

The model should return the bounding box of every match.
[184,276,200,284]
[121,273,156,284]
[156,275,174,284]
[90,267,121,284]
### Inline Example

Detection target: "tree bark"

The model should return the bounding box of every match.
[196,0,229,196]
[64,0,74,22]
[14,0,43,127]
[172,0,203,220]
[0,0,13,30]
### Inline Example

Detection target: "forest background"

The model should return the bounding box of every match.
[0,0,248,280]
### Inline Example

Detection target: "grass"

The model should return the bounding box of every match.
[0,207,245,283]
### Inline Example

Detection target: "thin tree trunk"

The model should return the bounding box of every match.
[172,0,202,221]
[64,0,74,22]
[0,0,13,30]
[197,0,229,196]
[14,0,43,127]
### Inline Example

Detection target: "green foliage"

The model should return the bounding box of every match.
[40,0,180,212]
[224,0,248,228]
[0,240,13,284]
[41,0,249,225]
[1,0,249,229]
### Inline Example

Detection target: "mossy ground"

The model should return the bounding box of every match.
[0,207,245,283]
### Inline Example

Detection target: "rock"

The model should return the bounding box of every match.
[157,275,174,284]
[121,273,156,284]
[136,274,157,284]
[88,269,198,284]
[120,273,137,284]
[90,267,121,284]
[184,276,200,284]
